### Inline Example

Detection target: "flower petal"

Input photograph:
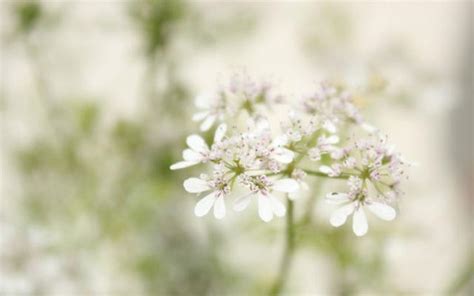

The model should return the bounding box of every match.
[233,193,252,212]
[258,195,273,222]
[325,192,351,204]
[329,202,356,227]
[195,94,212,109]
[273,179,299,193]
[319,165,333,175]
[214,123,227,143]
[326,135,340,144]
[272,135,288,147]
[367,202,396,221]
[192,111,209,121]
[200,115,216,131]
[272,148,294,164]
[352,206,368,236]
[170,161,199,170]
[213,195,226,219]
[323,120,337,133]
[186,135,209,153]
[183,149,202,162]
[269,195,286,217]
[183,178,211,193]
[194,191,217,217]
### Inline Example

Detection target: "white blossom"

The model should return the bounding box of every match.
[234,175,299,222]
[326,190,396,236]
[183,174,230,219]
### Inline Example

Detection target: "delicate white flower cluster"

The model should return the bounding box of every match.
[172,76,411,236]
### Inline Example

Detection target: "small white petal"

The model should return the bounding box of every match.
[269,195,286,217]
[214,123,227,143]
[326,135,340,144]
[361,122,378,133]
[273,179,299,193]
[319,165,333,175]
[233,194,252,212]
[170,161,199,170]
[272,148,294,164]
[192,111,209,121]
[367,202,396,221]
[186,135,209,153]
[325,192,351,204]
[194,192,217,217]
[200,115,216,131]
[213,195,226,219]
[323,120,337,133]
[353,206,368,236]
[195,94,212,109]
[183,178,211,193]
[258,195,273,222]
[183,149,202,162]
[272,135,288,147]
[329,202,356,227]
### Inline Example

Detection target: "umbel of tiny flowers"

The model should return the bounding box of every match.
[322,135,410,236]
[171,75,411,237]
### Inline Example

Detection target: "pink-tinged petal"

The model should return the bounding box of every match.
[258,195,273,222]
[272,148,294,164]
[170,161,199,170]
[200,115,216,131]
[268,195,286,217]
[192,111,209,121]
[352,206,368,236]
[214,123,227,143]
[367,202,396,221]
[325,192,351,204]
[183,149,202,162]
[233,193,252,212]
[213,195,226,219]
[183,178,211,193]
[186,135,209,153]
[273,179,299,193]
[194,191,217,217]
[329,202,356,227]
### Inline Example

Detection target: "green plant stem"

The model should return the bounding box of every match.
[269,198,295,296]
[303,169,350,180]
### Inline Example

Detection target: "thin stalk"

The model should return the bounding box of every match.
[303,169,350,180]
[269,198,295,296]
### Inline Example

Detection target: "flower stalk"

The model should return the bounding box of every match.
[270,198,295,296]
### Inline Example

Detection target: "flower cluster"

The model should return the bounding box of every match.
[171,76,411,236]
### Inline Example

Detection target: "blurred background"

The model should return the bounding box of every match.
[0,0,472,295]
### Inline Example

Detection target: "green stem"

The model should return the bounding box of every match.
[303,169,350,180]
[269,198,295,296]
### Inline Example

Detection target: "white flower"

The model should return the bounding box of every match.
[170,124,227,170]
[319,164,342,177]
[326,192,397,236]
[288,169,309,200]
[234,176,299,222]
[183,175,230,219]
[192,93,226,131]
[269,135,294,164]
